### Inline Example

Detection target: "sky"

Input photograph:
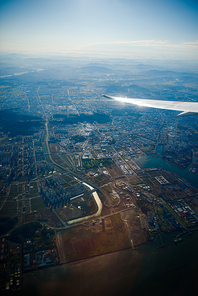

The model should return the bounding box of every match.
[0,0,198,59]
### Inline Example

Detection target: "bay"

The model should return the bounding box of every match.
[133,154,198,189]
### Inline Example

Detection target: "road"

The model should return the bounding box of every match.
[45,119,105,225]
[0,184,11,211]
[52,209,66,227]
[122,215,136,250]
[56,231,67,264]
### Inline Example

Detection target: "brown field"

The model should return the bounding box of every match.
[57,213,131,263]
[107,165,122,178]
[112,164,125,177]
[94,174,110,186]
[57,193,97,221]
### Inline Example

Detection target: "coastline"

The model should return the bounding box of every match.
[19,228,198,296]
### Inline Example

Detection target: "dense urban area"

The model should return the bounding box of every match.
[0,55,198,294]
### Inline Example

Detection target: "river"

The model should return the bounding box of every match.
[133,154,198,189]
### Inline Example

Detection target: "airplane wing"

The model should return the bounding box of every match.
[102,95,198,117]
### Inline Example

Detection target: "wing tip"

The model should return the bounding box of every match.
[102,94,112,100]
[177,111,198,117]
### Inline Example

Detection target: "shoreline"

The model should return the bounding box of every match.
[19,229,198,296]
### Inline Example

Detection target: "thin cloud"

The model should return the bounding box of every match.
[183,41,198,46]
[74,40,198,50]
[75,40,167,49]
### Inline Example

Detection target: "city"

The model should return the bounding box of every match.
[0,55,198,295]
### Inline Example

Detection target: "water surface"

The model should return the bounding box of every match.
[133,155,198,188]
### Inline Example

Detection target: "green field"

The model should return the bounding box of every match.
[82,158,114,169]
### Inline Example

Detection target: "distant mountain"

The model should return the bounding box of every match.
[146,69,177,76]
[79,65,112,73]
[128,84,149,93]
[102,83,149,94]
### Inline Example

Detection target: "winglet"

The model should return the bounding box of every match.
[102,94,112,99]
[177,111,198,117]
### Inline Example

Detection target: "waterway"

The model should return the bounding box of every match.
[133,154,198,189]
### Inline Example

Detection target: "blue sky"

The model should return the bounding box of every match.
[0,0,198,59]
